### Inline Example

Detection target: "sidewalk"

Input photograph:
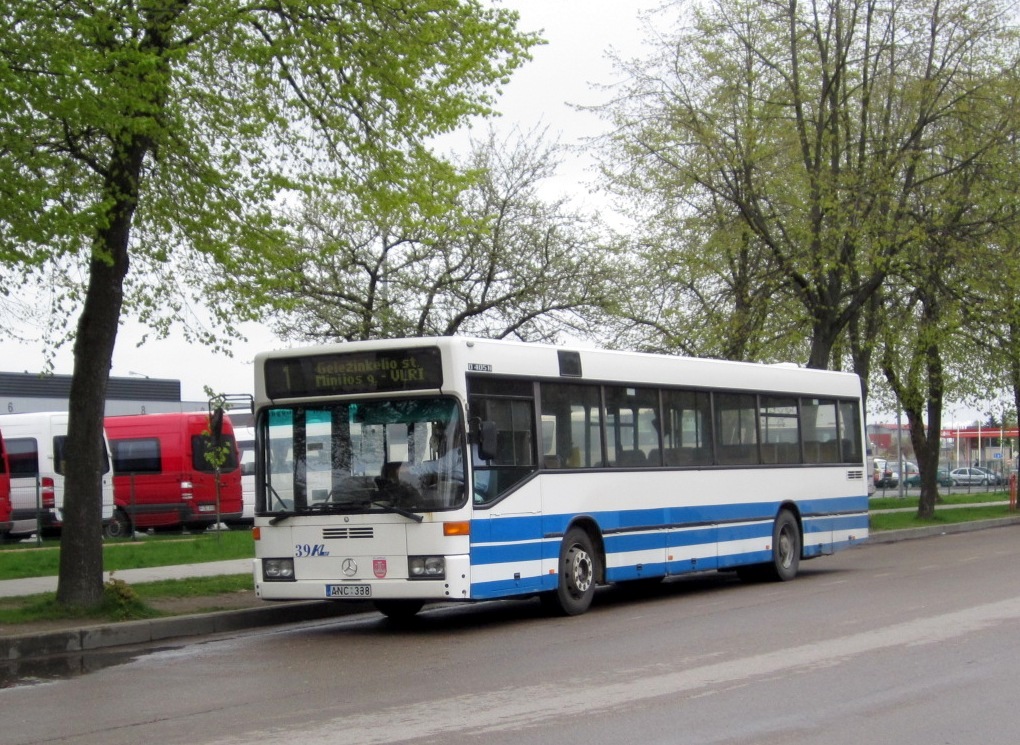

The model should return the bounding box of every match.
[0,559,254,599]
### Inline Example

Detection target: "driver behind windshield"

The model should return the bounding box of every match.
[398,420,467,487]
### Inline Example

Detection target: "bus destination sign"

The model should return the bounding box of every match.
[264,347,443,398]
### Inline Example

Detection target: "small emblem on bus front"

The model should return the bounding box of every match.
[373,558,387,578]
[341,558,357,577]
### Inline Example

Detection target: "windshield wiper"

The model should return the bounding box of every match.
[268,512,291,525]
[371,501,424,523]
[266,485,293,524]
[268,484,290,511]
[270,502,345,523]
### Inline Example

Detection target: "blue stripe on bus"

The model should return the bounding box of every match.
[470,539,550,566]
[471,497,868,545]
[470,575,560,600]
[468,498,869,598]
[469,515,869,598]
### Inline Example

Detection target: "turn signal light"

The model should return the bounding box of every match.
[443,521,470,537]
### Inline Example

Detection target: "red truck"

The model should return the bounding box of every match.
[104,412,242,535]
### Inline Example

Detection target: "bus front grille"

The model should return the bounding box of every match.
[322,527,375,540]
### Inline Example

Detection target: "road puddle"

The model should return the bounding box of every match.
[1,645,165,689]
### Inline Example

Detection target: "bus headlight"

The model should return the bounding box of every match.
[262,558,295,581]
[408,556,445,580]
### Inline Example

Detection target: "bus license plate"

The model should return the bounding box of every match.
[326,584,371,598]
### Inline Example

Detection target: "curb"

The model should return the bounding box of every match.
[1,600,370,666]
[4,517,1020,667]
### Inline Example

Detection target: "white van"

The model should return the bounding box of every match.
[234,425,255,524]
[0,412,115,538]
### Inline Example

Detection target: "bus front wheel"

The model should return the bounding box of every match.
[543,527,598,616]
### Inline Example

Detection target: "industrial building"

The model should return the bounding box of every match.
[1,371,195,417]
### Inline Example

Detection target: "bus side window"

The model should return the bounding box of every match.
[837,401,864,464]
[714,393,759,465]
[759,396,800,464]
[540,382,603,469]
[802,398,838,464]
[603,385,659,467]
[661,389,712,466]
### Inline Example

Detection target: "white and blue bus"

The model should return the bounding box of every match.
[252,337,868,617]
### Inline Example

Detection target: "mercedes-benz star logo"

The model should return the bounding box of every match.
[341,558,358,577]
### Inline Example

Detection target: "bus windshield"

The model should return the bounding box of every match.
[260,397,468,517]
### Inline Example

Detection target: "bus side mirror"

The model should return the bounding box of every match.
[477,421,498,462]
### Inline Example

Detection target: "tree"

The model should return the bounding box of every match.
[962,107,1020,465]
[877,52,1020,517]
[264,127,616,344]
[0,0,537,608]
[604,182,809,362]
[597,0,1019,383]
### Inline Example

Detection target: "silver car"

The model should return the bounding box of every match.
[948,467,990,486]
[973,467,1003,485]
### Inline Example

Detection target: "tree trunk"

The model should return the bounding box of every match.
[915,326,946,520]
[56,142,144,609]
[807,315,840,370]
[910,400,943,520]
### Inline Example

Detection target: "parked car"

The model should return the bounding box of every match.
[905,468,952,487]
[873,458,898,487]
[973,466,1003,486]
[948,467,991,486]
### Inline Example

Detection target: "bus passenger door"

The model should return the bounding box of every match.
[467,389,544,597]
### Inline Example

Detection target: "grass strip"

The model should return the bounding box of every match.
[869,491,1007,511]
[870,504,1015,531]
[0,529,254,580]
[0,574,254,626]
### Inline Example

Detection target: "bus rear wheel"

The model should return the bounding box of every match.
[543,527,598,616]
[737,509,801,583]
[764,509,801,581]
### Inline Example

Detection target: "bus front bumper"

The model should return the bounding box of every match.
[254,554,472,602]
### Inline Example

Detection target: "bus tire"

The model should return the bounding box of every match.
[375,599,424,621]
[104,509,131,539]
[767,509,800,581]
[544,527,598,616]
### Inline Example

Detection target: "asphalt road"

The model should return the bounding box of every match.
[4,526,1020,745]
